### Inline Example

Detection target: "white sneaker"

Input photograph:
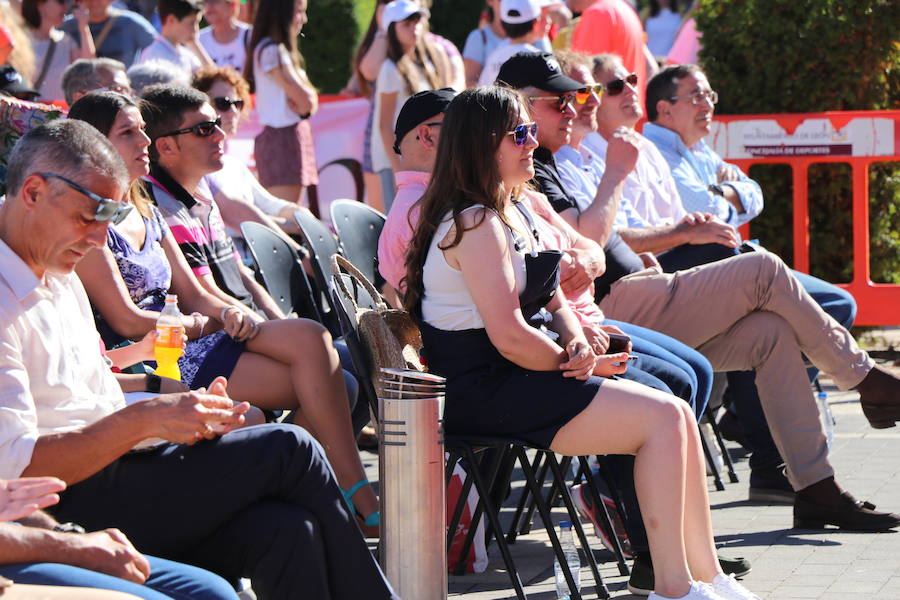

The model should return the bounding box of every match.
[712,573,762,600]
[649,581,726,600]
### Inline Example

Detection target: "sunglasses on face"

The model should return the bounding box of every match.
[574,84,604,104]
[529,92,576,113]
[604,73,639,96]
[158,116,222,138]
[212,96,245,112]
[41,172,133,225]
[505,122,538,146]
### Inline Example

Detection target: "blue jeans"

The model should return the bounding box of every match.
[607,319,714,420]
[49,425,397,600]
[0,556,237,600]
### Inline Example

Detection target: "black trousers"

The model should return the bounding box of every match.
[50,424,397,600]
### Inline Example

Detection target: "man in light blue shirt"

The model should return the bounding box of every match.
[642,65,763,228]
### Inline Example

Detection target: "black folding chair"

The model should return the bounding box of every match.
[329,199,387,291]
[293,210,343,335]
[240,221,322,322]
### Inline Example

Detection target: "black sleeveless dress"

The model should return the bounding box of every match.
[418,203,603,449]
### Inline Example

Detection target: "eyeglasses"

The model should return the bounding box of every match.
[212,96,245,112]
[668,89,719,106]
[40,172,133,225]
[158,116,223,138]
[529,92,576,113]
[604,73,639,96]
[505,122,538,146]
[575,84,604,104]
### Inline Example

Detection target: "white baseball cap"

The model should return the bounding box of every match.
[500,0,542,24]
[382,0,429,29]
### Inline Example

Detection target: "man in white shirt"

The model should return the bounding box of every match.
[138,0,214,74]
[0,120,397,600]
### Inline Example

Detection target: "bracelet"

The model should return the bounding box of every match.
[190,312,205,338]
[220,305,239,322]
[145,373,162,394]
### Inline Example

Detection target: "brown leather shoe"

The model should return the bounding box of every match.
[794,492,900,531]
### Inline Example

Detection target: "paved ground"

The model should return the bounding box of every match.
[361,367,900,600]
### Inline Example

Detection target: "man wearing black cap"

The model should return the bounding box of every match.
[378,88,457,291]
[498,50,900,594]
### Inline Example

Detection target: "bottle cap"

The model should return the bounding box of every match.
[165,294,178,303]
[559,520,572,528]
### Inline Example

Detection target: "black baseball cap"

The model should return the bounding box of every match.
[495,51,581,93]
[393,88,457,155]
[0,66,39,101]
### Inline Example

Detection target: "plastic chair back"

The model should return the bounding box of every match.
[329,199,387,289]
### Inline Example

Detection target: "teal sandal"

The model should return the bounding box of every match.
[341,478,381,536]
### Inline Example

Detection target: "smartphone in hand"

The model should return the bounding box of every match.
[607,332,631,354]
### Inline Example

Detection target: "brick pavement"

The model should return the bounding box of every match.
[363,377,900,599]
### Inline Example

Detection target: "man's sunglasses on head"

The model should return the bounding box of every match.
[158,116,223,138]
[529,92,576,113]
[40,172,133,225]
[505,122,538,146]
[604,73,639,96]
[212,96,245,112]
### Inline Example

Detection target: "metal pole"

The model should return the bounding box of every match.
[378,370,447,600]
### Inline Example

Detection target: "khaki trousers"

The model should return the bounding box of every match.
[599,251,874,490]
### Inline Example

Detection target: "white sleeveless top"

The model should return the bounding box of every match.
[421,204,535,330]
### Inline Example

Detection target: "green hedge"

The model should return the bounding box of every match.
[302,0,363,94]
[428,0,485,50]
[695,0,900,285]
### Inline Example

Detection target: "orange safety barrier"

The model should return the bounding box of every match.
[710,110,900,326]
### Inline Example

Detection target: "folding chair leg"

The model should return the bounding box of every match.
[445,450,475,563]
[548,453,610,599]
[578,456,630,576]
[512,447,583,600]
[507,451,539,543]
[700,423,726,491]
[705,406,739,483]
[460,445,528,600]
[453,445,507,576]
[518,452,552,536]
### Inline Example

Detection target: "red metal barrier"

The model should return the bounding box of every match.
[709,110,900,326]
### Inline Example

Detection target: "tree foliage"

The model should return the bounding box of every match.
[695,0,900,283]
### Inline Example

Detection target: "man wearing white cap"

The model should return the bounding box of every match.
[478,0,545,86]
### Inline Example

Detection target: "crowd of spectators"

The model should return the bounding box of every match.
[0,0,895,599]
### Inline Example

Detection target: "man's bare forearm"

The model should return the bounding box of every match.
[576,174,627,247]
[619,224,687,254]
[21,406,152,485]
[0,523,77,565]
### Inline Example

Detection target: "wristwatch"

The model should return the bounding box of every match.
[708,183,726,197]
[145,373,162,394]
[53,522,86,534]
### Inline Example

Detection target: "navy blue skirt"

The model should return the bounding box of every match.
[179,331,245,389]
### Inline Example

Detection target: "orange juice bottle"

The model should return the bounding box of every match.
[154,294,184,381]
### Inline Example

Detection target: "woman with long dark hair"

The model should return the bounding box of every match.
[370,0,451,209]
[68,91,381,538]
[403,86,763,600]
[244,0,317,205]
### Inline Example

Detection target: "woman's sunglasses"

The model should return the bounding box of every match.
[604,73,639,96]
[212,96,245,112]
[158,116,222,138]
[575,84,604,104]
[505,122,538,146]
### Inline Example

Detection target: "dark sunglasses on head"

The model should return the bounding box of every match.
[40,172,133,225]
[506,122,538,146]
[575,84,604,104]
[529,92,576,113]
[212,96,245,112]
[604,73,638,96]
[158,116,222,138]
